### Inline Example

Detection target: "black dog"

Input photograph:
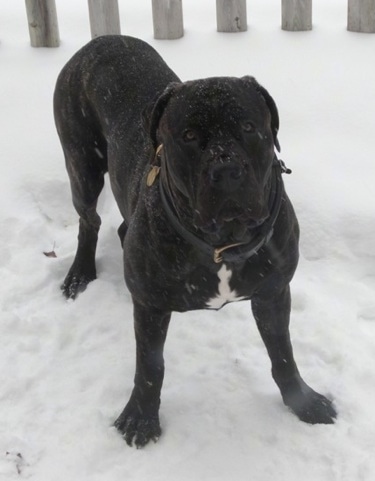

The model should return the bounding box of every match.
[54,35,336,447]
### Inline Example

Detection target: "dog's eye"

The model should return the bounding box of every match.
[242,122,255,133]
[183,129,197,142]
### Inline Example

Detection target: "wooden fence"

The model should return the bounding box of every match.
[25,0,375,47]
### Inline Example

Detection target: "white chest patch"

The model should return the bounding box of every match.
[206,265,246,309]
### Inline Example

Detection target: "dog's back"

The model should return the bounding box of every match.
[54,35,178,131]
[53,35,179,219]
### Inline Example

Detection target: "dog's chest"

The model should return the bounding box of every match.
[205,265,246,309]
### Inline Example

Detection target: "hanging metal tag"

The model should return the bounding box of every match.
[146,165,161,187]
[146,144,164,187]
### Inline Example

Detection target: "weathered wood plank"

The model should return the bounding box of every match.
[152,0,184,39]
[88,0,121,38]
[216,0,247,32]
[282,0,312,31]
[348,0,375,33]
[25,0,60,47]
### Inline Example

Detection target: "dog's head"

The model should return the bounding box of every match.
[145,76,280,245]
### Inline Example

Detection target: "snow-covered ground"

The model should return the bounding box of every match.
[1,1,375,479]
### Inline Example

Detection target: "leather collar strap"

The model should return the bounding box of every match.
[159,155,291,264]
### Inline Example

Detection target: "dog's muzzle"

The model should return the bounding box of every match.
[150,146,292,264]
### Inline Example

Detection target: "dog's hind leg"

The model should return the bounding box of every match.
[59,126,108,299]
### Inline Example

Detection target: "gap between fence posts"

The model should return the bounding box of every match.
[88,0,121,38]
[152,0,184,39]
[216,0,247,32]
[348,0,375,32]
[282,0,312,31]
[25,0,60,47]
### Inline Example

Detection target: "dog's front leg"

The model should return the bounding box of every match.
[252,286,337,424]
[115,301,171,448]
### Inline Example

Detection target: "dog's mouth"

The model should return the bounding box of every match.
[195,204,268,245]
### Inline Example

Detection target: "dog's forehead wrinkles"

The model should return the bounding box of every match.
[166,81,267,134]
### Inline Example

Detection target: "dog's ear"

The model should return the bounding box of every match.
[241,76,281,152]
[143,82,181,149]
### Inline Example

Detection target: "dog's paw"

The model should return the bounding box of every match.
[61,272,95,300]
[114,409,161,448]
[283,386,337,424]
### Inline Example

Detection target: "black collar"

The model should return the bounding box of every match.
[152,150,291,264]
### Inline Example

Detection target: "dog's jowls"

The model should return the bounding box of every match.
[54,35,337,448]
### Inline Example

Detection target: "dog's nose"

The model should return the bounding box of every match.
[209,162,243,192]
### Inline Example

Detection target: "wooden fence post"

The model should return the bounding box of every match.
[282,0,312,31]
[216,0,247,32]
[152,0,184,39]
[88,0,121,38]
[25,0,60,47]
[348,0,375,32]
